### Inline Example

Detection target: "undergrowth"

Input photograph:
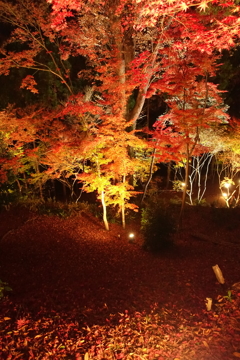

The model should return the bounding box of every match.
[16,196,99,218]
[0,280,12,299]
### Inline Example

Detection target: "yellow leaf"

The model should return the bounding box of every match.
[4,317,11,321]
[34,334,42,339]
[179,2,188,11]
[233,353,240,358]
[198,1,209,12]
[203,340,209,348]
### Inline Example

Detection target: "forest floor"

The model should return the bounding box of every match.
[0,200,240,359]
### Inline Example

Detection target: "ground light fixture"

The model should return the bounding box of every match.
[128,233,135,243]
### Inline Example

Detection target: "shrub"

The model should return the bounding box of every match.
[141,202,176,252]
[17,197,99,218]
[0,183,19,210]
[193,198,209,206]
[211,207,239,229]
[0,279,12,299]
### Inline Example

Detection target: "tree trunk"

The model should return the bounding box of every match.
[35,161,43,201]
[141,147,157,204]
[166,162,171,189]
[51,179,56,200]
[121,175,126,229]
[121,203,125,230]
[23,172,28,191]
[101,190,109,231]
[15,178,22,193]
[127,40,162,130]
[179,144,190,225]
[62,182,67,202]
[179,128,200,224]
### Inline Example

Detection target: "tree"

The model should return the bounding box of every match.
[213,119,240,206]
[45,0,240,196]
[151,45,229,218]
[47,0,240,125]
[0,0,79,108]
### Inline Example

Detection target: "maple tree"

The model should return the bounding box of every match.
[46,0,240,219]
[151,44,230,216]
[46,0,240,125]
[0,0,77,101]
[0,106,38,187]
[0,0,240,226]
[212,120,240,206]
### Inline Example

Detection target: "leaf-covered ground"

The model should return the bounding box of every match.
[0,205,240,359]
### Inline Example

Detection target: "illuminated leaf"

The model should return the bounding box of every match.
[198,1,209,11]
[179,2,188,11]
[20,75,39,94]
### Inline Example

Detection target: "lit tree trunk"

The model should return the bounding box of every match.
[179,127,200,224]
[210,155,216,183]
[101,190,109,231]
[15,178,22,193]
[179,143,190,223]
[141,146,157,204]
[127,38,164,130]
[188,158,194,206]
[197,153,213,202]
[121,202,125,230]
[121,175,126,229]
[96,158,109,231]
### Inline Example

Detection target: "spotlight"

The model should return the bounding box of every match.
[128,233,135,243]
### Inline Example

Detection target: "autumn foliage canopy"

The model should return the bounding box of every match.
[0,0,240,226]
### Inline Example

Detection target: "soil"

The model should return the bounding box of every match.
[0,203,240,359]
